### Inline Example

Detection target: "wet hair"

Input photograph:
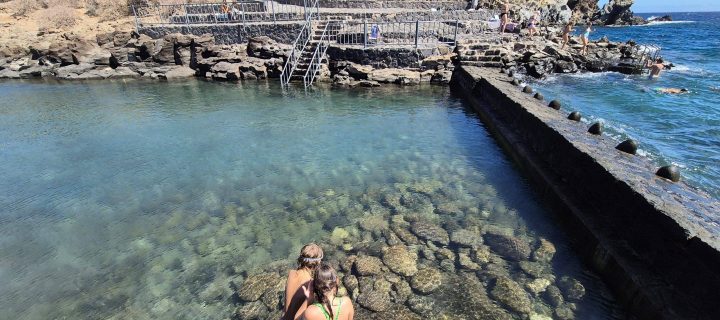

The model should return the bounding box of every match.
[313,264,339,319]
[656,58,664,63]
[681,88,688,92]
[297,243,324,271]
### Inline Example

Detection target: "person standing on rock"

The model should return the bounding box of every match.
[499,2,510,33]
[561,21,574,50]
[527,13,539,37]
[301,264,354,320]
[283,244,324,320]
[581,22,592,55]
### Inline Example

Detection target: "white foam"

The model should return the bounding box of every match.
[640,20,696,26]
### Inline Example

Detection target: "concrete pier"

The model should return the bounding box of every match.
[450,66,720,320]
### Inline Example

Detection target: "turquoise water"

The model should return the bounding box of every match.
[530,12,720,199]
[0,80,623,319]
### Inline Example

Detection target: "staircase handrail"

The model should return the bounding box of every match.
[303,21,334,87]
[280,21,312,86]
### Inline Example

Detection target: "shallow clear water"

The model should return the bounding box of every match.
[530,12,720,199]
[0,79,623,319]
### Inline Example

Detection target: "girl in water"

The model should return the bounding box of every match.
[302,264,354,320]
[581,22,592,55]
[283,244,324,320]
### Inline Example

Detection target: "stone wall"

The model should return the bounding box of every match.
[450,66,720,320]
[139,23,304,44]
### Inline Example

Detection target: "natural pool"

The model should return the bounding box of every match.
[0,80,624,319]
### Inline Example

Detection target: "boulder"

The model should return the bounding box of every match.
[354,255,383,276]
[450,228,482,247]
[346,62,373,80]
[532,238,556,263]
[211,62,242,81]
[554,60,578,73]
[236,273,283,302]
[382,245,418,276]
[159,66,196,79]
[558,276,585,301]
[484,233,531,261]
[490,276,533,315]
[410,267,442,294]
[357,289,392,312]
[368,68,421,85]
[234,301,269,320]
[247,36,288,59]
[410,221,449,245]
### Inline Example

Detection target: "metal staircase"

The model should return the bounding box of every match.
[280,0,335,88]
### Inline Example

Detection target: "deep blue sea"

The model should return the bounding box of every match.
[530,12,720,200]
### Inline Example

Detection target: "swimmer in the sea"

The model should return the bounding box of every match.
[654,87,689,94]
[646,58,665,78]
[710,86,720,93]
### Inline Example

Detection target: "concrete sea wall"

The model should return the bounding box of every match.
[450,66,720,319]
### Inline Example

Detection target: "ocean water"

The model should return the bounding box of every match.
[0,80,624,319]
[528,12,720,199]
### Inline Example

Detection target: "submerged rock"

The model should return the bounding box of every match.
[450,228,483,247]
[234,301,269,320]
[526,278,552,296]
[382,245,418,277]
[532,238,556,263]
[410,221,449,245]
[483,233,531,261]
[357,289,392,312]
[558,276,586,301]
[410,267,443,294]
[543,285,564,307]
[490,276,533,315]
[354,255,383,276]
[237,273,282,302]
[391,225,421,245]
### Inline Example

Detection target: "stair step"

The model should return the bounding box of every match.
[460,61,504,68]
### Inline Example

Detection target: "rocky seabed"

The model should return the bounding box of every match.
[235,205,590,320]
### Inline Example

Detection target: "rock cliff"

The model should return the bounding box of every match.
[474,0,642,25]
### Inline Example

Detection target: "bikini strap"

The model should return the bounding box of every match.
[335,297,343,320]
[313,303,331,320]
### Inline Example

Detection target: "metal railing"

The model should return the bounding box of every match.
[133,0,306,26]
[133,0,499,27]
[280,21,312,86]
[304,0,319,21]
[332,20,459,49]
[632,44,662,74]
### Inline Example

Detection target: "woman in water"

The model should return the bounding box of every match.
[283,243,324,320]
[561,20,574,50]
[302,264,354,320]
[581,22,592,55]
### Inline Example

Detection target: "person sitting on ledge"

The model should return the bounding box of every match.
[283,243,324,320]
[301,264,355,320]
[654,87,689,94]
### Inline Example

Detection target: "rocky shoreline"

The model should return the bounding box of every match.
[0,29,654,87]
